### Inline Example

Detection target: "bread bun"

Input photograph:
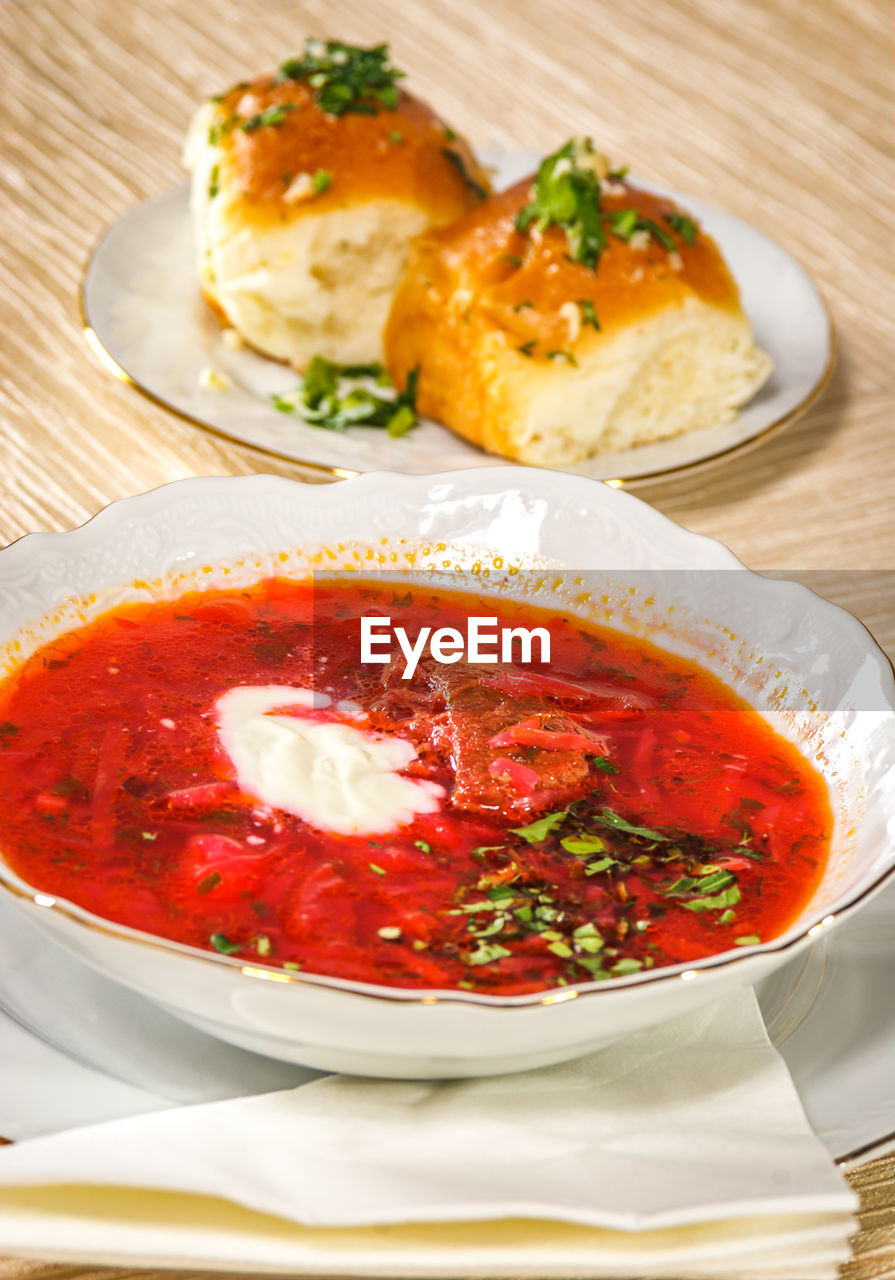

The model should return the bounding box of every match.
[184,41,490,368]
[384,139,772,465]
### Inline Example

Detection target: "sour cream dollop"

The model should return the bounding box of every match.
[215,685,443,836]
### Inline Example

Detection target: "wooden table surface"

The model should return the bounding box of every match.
[0,0,893,1275]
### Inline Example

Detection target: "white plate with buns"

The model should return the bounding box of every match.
[82,149,832,484]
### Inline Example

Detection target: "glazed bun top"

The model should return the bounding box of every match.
[399,137,743,359]
[186,39,490,228]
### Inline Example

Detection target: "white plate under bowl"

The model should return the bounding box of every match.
[0,470,892,1079]
[81,152,833,483]
[7,881,894,1166]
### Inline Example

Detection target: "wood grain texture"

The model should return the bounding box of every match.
[0,0,893,1275]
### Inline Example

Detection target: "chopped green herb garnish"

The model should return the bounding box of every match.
[471,917,506,939]
[241,103,298,132]
[547,940,573,958]
[637,217,677,251]
[499,253,524,267]
[682,886,742,913]
[510,810,568,843]
[584,857,616,876]
[607,165,629,180]
[517,340,537,357]
[283,960,302,971]
[595,808,670,842]
[388,130,404,143]
[513,299,534,311]
[279,40,404,116]
[577,299,601,330]
[735,934,761,946]
[311,168,332,194]
[369,862,387,876]
[609,209,677,252]
[694,869,736,894]
[442,147,489,200]
[608,208,638,240]
[561,835,606,856]
[666,212,699,245]
[272,356,420,437]
[256,935,271,956]
[208,164,220,199]
[664,875,698,897]
[515,137,607,269]
[414,839,432,854]
[487,884,515,901]
[208,113,237,145]
[573,922,603,940]
[546,349,578,366]
[611,957,643,976]
[197,871,222,895]
[719,909,737,924]
[443,125,457,141]
[469,844,507,859]
[209,932,240,955]
[466,942,512,966]
[576,956,611,979]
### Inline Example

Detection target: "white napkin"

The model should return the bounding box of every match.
[0,988,856,1278]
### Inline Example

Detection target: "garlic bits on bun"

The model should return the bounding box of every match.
[384,137,772,465]
[184,40,490,367]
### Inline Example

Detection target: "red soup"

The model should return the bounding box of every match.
[0,576,831,995]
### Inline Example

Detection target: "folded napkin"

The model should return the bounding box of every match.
[0,987,856,1278]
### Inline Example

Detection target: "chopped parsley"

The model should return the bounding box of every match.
[560,835,607,857]
[546,349,578,366]
[608,210,677,252]
[279,39,405,116]
[666,212,699,245]
[465,942,512,966]
[735,934,761,946]
[577,299,601,330]
[241,103,298,133]
[594,808,670,842]
[682,885,741,913]
[208,113,237,145]
[311,168,332,194]
[516,339,537,357]
[208,164,220,199]
[272,357,420,437]
[441,147,489,200]
[209,932,240,955]
[510,810,568,843]
[514,137,607,269]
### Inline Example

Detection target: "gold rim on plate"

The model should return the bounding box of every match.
[77,222,836,489]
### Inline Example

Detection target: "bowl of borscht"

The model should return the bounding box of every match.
[0,469,892,1078]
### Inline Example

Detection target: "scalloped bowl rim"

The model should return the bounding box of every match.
[0,468,892,1011]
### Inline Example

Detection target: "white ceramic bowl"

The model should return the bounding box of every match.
[1,469,893,1078]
